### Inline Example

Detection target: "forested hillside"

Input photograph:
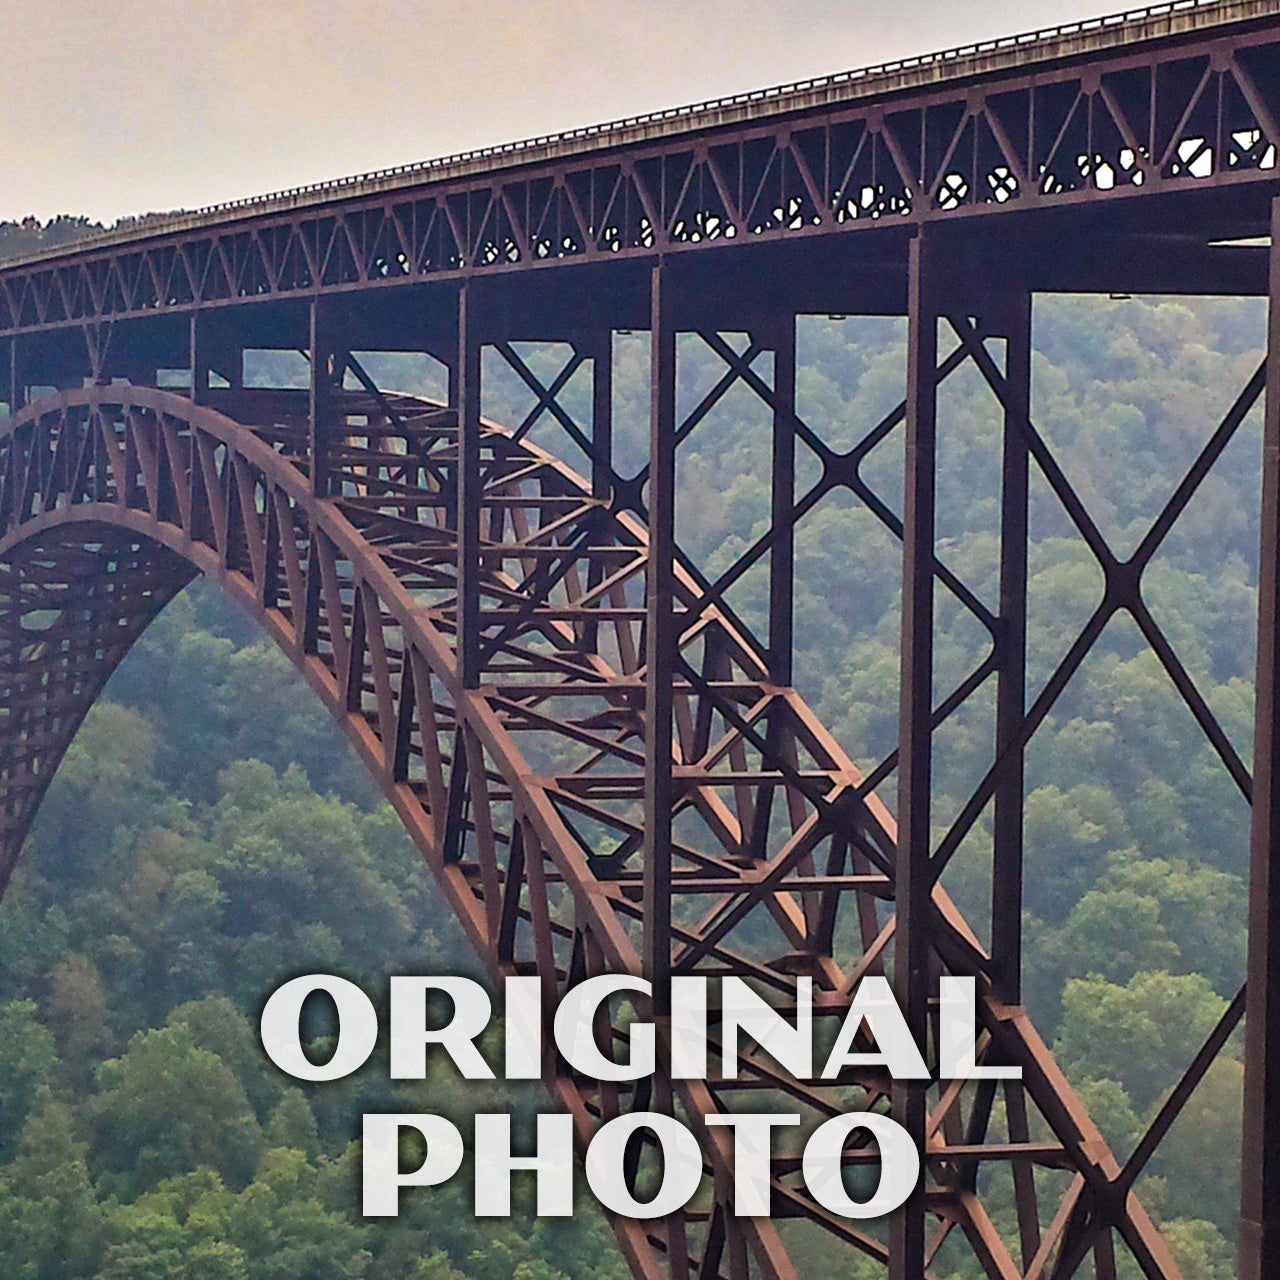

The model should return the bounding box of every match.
[0,218,1261,1280]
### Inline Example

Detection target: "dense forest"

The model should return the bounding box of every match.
[0,217,1262,1280]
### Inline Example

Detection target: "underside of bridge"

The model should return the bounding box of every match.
[4,3,1280,1278]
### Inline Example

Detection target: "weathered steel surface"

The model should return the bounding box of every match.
[0,2,1278,1277]
[3,3,1280,336]
[0,329,1247,1276]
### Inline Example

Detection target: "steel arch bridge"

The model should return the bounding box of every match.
[3,3,1280,1279]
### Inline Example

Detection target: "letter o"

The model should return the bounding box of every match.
[801,1113,920,1218]
[260,974,379,1081]
[585,1112,703,1218]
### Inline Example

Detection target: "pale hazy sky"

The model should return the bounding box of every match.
[4,0,1127,223]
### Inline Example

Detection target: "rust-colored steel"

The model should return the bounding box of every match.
[2,3,1280,333]
[0,4,1277,1278]
[0,356,1230,1278]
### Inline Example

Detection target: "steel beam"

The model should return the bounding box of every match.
[644,262,677,1020]
[308,298,338,498]
[891,228,939,1280]
[6,338,21,416]
[189,314,209,404]
[1241,194,1280,1280]
[769,315,797,688]
[456,282,483,689]
[589,319,613,502]
[991,293,1032,1005]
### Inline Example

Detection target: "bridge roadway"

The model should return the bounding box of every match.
[2,3,1280,1279]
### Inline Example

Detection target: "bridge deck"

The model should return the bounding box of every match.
[2,0,1277,276]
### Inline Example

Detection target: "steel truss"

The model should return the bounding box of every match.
[0,225,1268,1277]
[3,4,1280,335]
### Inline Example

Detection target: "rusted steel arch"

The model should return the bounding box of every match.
[0,385,1181,1280]
[0,523,194,892]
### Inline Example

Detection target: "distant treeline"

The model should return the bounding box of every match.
[0,213,184,261]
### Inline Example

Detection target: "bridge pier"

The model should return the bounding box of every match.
[765,310,797,689]
[454,282,484,690]
[587,317,614,504]
[1242,194,1280,1280]
[308,297,343,498]
[991,291,1032,1014]
[189,314,209,403]
[5,337,23,417]
[891,227,940,1280]
[644,262,677,1025]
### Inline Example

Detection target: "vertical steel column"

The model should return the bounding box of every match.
[457,283,484,690]
[645,263,677,1020]
[891,230,938,1280]
[6,339,21,417]
[991,293,1032,1004]
[1242,196,1280,1280]
[189,314,209,405]
[770,315,797,686]
[591,321,614,502]
[309,299,336,498]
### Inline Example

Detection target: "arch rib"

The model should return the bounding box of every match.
[0,385,1181,1280]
